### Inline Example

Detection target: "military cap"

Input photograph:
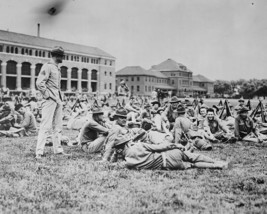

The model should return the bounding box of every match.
[90,107,104,114]
[114,135,132,147]
[238,106,249,114]
[114,108,128,118]
[150,99,160,106]
[169,96,180,103]
[51,46,65,56]
[238,97,245,102]
[177,104,186,114]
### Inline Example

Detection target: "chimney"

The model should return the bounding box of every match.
[37,23,40,37]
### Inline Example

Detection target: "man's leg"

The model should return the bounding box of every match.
[82,136,107,153]
[52,102,64,154]
[36,100,56,156]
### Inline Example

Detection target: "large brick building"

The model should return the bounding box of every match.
[116,59,214,97]
[0,30,116,94]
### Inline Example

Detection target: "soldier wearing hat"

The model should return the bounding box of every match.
[35,46,68,159]
[102,108,142,161]
[78,107,110,153]
[109,131,228,170]
[162,96,181,130]
[234,107,266,143]
[173,105,212,151]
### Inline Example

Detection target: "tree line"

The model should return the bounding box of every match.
[214,79,267,99]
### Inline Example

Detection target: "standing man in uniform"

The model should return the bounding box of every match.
[35,46,69,159]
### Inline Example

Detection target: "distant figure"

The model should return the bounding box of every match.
[117,80,129,97]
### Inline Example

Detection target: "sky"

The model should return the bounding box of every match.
[0,0,267,81]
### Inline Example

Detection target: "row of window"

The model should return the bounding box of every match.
[104,71,113,77]
[131,85,140,92]
[104,83,113,90]
[122,76,168,84]
[0,60,98,80]
[0,44,114,66]
[170,72,192,77]
[145,85,155,92]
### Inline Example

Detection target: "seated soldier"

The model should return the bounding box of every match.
[109,135,228,170]
[197,106,216,142]
[14,104,37,136]
[153,107,170,134]
[77,107,110,153]
[173,105,212,151]
[162,96,180,131]
[235,107,267,143]
[103,108,141,162]
[204,108,236,143]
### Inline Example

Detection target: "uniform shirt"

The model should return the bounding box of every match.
[20,111,37,133]
[203,117,227,134]
[36,61,62,102]
[79,119,109,143]
[234,115,257,139]
[173,116,192,143]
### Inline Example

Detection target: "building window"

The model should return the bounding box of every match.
[10,47,14,53]
[39,51,42,57]
[131,85,134,92]
[110,61,112,66]
[110,72,112,76]
[105,60,107,65]
[105,71,107,76]
[126,78,128,81]
[104,83,107,89]
[6,46,10,53]
[0,45,3,52]
[109,83,112,90]
[172,80,175,84]
[145,86,147,92]
[137,86,140,91]
[131,77,134,81]
[137,77,140,81]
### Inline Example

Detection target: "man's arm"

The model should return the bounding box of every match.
[173,118,183,144]
[142,142,177,152]
[36,64,50,99]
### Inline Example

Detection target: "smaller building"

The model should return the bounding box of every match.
[193,74,214,96]
[116,66,174,96]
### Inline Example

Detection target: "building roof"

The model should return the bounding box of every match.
[116,66,168,78]
[193,74,213,83]
[0,29,115,59]
[149,58,191,72]
[192,86,207,92]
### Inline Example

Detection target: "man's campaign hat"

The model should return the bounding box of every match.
[51,46,65,56]
[169,96,180,103]
[114,108,128,118]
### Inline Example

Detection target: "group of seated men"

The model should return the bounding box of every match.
[70,96,267,170]
[1,95,267,171]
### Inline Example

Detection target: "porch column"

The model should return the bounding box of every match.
[1,62,7,89]
[16,63,22,91]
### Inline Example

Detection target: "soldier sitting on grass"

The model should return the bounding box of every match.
[235,107,267,144]
[204,108,236,144]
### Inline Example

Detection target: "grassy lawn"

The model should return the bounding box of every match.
[1,129,267,214]
[0,98,267,213]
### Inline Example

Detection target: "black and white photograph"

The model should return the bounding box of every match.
[0,0,267,213]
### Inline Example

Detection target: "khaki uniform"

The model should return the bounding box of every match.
[35,61,64,155]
